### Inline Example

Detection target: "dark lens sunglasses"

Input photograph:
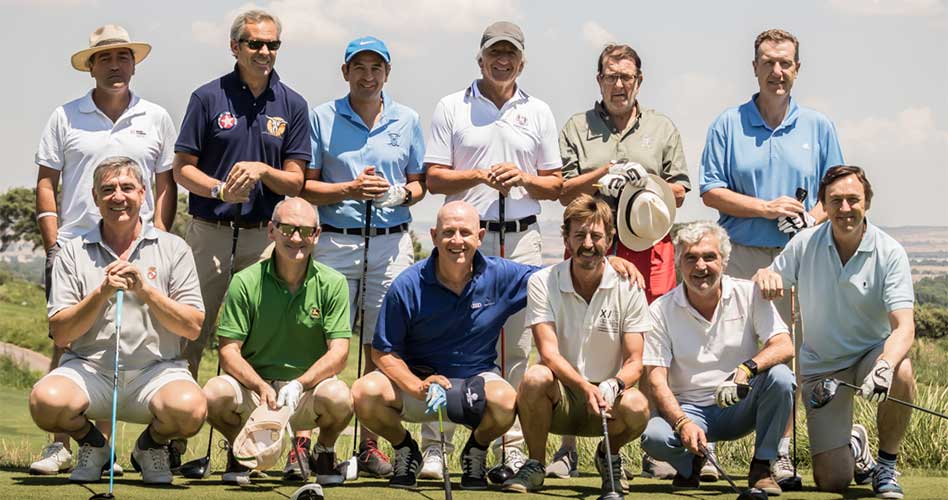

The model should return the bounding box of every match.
[240,39,282,51]
[276,223,317,238]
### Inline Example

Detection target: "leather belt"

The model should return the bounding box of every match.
[193,215,268,229]
[480,215,537,233]
[321,223,408,237]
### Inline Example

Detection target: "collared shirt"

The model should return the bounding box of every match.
[217,257,351,381]
[769,222,914,375]
[48,222,204,371]
[310,92,425,228]
[35,90,175,244]
[424,81,562,221]
[373,249,538,378]
[699,94,844,247]
[175,66,311,224]
[525,258,651,382]
[644,276,787,406]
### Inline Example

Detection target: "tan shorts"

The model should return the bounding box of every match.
[398,371,507,424]
[44,358,196,425]
[217,374,344,431]
[802,343,885,455]
[550,380,627,437]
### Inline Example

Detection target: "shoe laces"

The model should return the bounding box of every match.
[514,459,545,481]
[361,442,390,462]
[142,446,170,472]
[392,446,419,477]
[75,443,101,469]
[462,447,488,479]
[598,450,623,483]
[773,454,794,471]
[874,461,900,485]
[40,442,66,459]
[423,445,443,461]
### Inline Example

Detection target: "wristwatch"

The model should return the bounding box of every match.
[210,182,224,201]
[611,377,626,392]
[741,359,759,377]
[403,188,413,206]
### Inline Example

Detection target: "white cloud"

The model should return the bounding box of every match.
[581,21,616,49]
[828,0,946,16]
[839,106,948,154]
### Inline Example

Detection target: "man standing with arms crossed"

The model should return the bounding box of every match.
[423,20,562,479]
[699,28,845,485]
[31,24,177,476]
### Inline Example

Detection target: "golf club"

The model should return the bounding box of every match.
[90,290,124,500]
[487,193,514,485]
[598,406,622,500]
[811,378,948,419]
[778,287,803,491]
[287,422,325,500]
[341,199,373,481]
[179,204,243,480]
[438,405,453,500]
[699,444,768,500]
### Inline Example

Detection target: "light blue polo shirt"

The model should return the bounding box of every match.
[310,92,425,229]
[699,94,844,247]
[768,222,914,375]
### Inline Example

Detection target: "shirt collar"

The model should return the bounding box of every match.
[556,258,618,293]
[226,64,282,94]
[671,274,734,309]
[420,248,487,286]
[591,100,641,137]
[825,219,877,254]
[78,89,141,115]
[746,93,800,131]
[468,80,529,108]
[263,256,318,289]
[336,91,395,129]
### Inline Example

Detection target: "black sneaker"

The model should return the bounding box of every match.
[223,446,252,486]
[594,442,624,499]
[671,454,705,490]
[284,437,312,482]
[459,436,488,490]
[169,439,185,474]
[389,434,422,489]
[312,443,344,486]
[358,439,394,478]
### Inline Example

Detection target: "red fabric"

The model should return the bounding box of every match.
[563,233,675,304]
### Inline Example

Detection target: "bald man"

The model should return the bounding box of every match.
[202,198,353,486]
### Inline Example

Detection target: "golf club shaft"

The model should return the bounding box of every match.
[497,194,507,463]
[285,422,308,479]
[838,381,948,419]
[599,407,617,494]
[108,290,124,495]
[351,200,373,458]
[790,287,798,475]
[700,444,742,495]
[439,407,452,500]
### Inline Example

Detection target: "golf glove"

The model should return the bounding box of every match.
[376,184,407,208]
[425,383,447,414]
[714,370,744,407]
[610,161,648,188]
[861,359,893,402]
[598,378,622,408]
[277,380,304,413]
[597,174,628,198]
[777,212,816,234]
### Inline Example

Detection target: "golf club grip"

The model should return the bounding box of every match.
[498,194,506,257]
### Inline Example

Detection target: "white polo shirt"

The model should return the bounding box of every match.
[644,276,788,406]
[525,258,651,383]
[35,90,176,244]
[424,81,562,221]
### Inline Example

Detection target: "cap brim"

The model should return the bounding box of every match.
[71,42,151,71]
[617,175,677,251]
[481,36,524,52]
[344,47,391,64]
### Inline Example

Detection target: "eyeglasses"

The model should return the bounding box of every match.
[275,223,317,238]
[600,73,639,85]
[239,39,282,51]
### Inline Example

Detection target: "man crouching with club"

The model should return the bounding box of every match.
[504,195,650,499]
[641,221,794,496]
[203,198,353,486]
[29,156,207,485]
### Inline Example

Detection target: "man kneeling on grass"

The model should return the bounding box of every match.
[29,156,207,485]
[504,195,650,499]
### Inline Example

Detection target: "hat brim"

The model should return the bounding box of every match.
[481,35,524,52]
[71,42,151,71]
[616,175,677,252]
[345,47,391,64]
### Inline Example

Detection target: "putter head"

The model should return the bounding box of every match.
[777,475,803,491]
[291,483,325,500]
[89,495,115,500]
[809,378,840,409]
[737,487,768,500]
[598,492,624,500]
[487,464,514,485]
[179,456,211,479]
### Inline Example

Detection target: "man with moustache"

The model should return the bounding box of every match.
[699,28,845,483]
[753,166,916,498]
[304,36,425,478]
[202,198,353,486]
[31,24,178,476]
[422,20,562,479]
[641,221,794,496]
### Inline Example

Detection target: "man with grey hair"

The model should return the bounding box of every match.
[640,221,794,495]
[30,156,207,485]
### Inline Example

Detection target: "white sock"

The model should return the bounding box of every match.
[778,437,791,457]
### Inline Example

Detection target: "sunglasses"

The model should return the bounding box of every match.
[275,223,317,238]
[239,38,282,51]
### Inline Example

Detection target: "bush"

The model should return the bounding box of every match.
[916,304,948,339]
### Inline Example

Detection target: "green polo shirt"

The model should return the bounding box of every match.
[559,102,691,197]
[217,257,351,381]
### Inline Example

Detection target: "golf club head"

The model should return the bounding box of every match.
[777,475,803,491]
[178,456,211,479]
[809,378,840,409]
[89,494,115,500]
[598,492,624,500]
[291,483,325,500]
[487,464,514,485]
[339,456,358,481]
[737,487,768,500]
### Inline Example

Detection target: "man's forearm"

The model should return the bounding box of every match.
[560,164,609,205]
[302,178,356,205]
[541,351,593,393]
[220,344,268,392]
[881,315,915,367]
[173,155,219,198]
[647,367,687,425]
[138,285,203,340]
[373,350,424,398]
[522,171,563,201]
[261,162,304,196]
[296,340,348,389]
[426,165,485,195]
[702,187,768,218]
[750,333,794,372]
[154,171,177,231]
[36,173,60,250]
[49,286,112,348]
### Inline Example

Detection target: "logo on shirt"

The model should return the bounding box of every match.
[310,307,321,319]
[514,114,527,127]
[146,266,157,280]
[641,135,653,149]
[471,300,495,310]
[387,132,400,147]
[129,129,147,138]
[217,112,237,130]
[596,308,619,332]
[802,143,811,150]
[466,386,479,407]
[266,116,288,137]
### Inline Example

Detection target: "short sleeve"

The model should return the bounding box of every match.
[621,286,652,334]
[156,110,177,173]
[769,237,802,287]
[47,241,81,318]
[524,271,553,327]
[751,285,788,343]
[423,98,454,166]
[282,95,313,163]
[174,92,207,156]
[405,114,426,175]
[167,240,205,311]
[216,274,253,342]
[818,119,845,181]
[883,246,915,312]
[35,108,65,171]
[642,302,672,367]
[309,108,323,170]
[320,275,352,339]
[559,119,581,180]
[661,126,691,190]
[535,105,563,171]
[699,116,729,194]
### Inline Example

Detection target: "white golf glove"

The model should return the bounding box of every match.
[375,184,407,209]
[597,174,628,198]
[598,378,622,408]
[610,161,649,187]
[277,380,304,413]
[778,212,816,234]
[861,359,893,403]
[714,370,744,408]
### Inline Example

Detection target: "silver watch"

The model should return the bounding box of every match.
[210,182,223,201]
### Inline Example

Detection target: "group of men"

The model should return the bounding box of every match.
[25,9,917,500]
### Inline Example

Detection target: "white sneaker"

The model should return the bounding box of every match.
[504,447,527,474]
[30,442,73,475]
[419,445,444,480]
[69,443,109,483]
[545,447,578,478]
[771,453,799,483]
[852,424,876,485]
[132,443,173,484]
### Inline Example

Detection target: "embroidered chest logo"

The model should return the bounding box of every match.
[514,114,527,127]
[387,132,400,147]
[266,116,288,137]
[310,307,321,319]
[640,135,653,149]
[217,112,237,130]
[146,266,157,280]
[129,129,147,138]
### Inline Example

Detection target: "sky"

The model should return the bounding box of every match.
[4,0,947,230]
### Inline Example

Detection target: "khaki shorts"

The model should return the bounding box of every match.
[802,343,885,455]
[217,374,344,431]
[44,358,196,424]
[550,379,622,437]
[398,371,506,424]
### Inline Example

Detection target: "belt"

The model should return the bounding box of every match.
[192,215,268,230]
[480,215,537,233]
[321,223,408,237]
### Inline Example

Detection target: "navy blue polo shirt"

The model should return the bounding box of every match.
[373,249,538,378]
[175,66,311,224]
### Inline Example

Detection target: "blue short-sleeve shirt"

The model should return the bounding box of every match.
[373,249,538,379]
[310,92,425,229]
[699,95,844,247]
[175,67,311,224]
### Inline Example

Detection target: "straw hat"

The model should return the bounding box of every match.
[616,175,677,251]
[71,24,151,71]
[231,404,292,470]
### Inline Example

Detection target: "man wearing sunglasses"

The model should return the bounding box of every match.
[204,197,353,486]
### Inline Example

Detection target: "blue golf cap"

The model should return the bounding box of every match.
[344,36,391,63]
